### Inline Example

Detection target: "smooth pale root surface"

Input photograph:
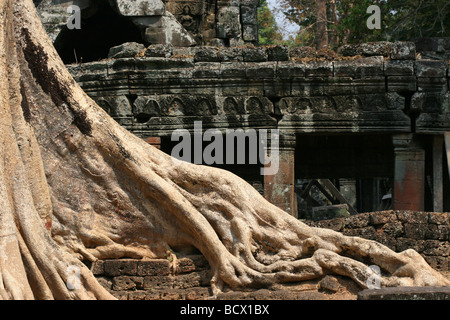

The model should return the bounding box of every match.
[0,0,448,300]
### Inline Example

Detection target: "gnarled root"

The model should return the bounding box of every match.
[3,0,448,300]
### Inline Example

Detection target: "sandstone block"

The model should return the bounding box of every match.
[242,46,268,62]
[112,276,144,291]
[218,47,243,62]
[103,259,138,276]
[396,211,429,224]
[391,41,416,60]
[242,24,258,42]
[384,60,415,76]
[90,260,104,275]
[143,275,174,290]
[343,226,377,240]
[404,223,427,240]
[137,259,170,276]
[193,46,220,62]
[415,60,447,77]
[369,211,398,225]
[425,224,449,241]
[344,213,370,229]
[177,255,210,273]
[266,45,289,61]
[114,0,165,16]
[429,212,450,225]
[108,42,145,59]
[146,44,173,58]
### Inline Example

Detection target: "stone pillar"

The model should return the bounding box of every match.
[339,179,357,209]
[264,134,297,217]
[392,134,425,211]
[146,137,161,149]
[433,135,444,212]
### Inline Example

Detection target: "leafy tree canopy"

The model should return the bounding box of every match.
[258,0,284,46]
[274,0,449,48]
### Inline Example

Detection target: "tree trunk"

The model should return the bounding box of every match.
[329,0,338,48]
[0,0,448,300]
[315,0,329,49]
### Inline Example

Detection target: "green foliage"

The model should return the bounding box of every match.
[276,0,450,48]
[257,0,284,46]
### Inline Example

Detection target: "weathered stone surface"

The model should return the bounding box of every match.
[397,211,429,224]
[380,222,404,238]
[103,259,138,276]
[90,260,104,275]
[242,46,268,62]
[304,61,333,77]
[177,255,210,273]
[370,211,397,225]
[145,44,173,58]
[404,223,427,240]
[391,41,416,60]
[422,240,450,256]
[108,42,145,59]
[137,259,170,276]
[415,60,447,78]
[358,286,450,300]
[305,218,344,232]
[216,6,241,40]
[144,11,197,47]
[276,61,305,78]
[318,276,341,293]
[309,211,450,271]
[114,0,166,16]
[289,46,317,59]
[193,46,220,62]
[340,41,394,57]
[430,212,450,225]
[343,226,377,240]
[312,205,350,221]
[334,56,384,78]
[425,224,449,241]
[384,60,415,76]
[112,276,144,291]
[344,213,370,229]
[218,46,243,62]
[266,45,289,61]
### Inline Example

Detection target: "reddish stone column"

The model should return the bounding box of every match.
[264,134,297,217]
[392,134,425,211]
[146,137,161,149]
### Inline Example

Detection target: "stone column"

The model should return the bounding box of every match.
[392,134,425,211]
[146,137,161,149]
[433,135,444,212]
[264,133,297,217]
[339,179,357,209]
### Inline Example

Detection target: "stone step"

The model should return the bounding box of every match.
[358,286,450,300]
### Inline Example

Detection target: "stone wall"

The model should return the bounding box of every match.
[90,255,213,300]
[36,0,259,51]
[67,41,450,138]
[305,211,450,271]
[66,41,450,215]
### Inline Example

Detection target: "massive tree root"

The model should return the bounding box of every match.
[0,0,448,300]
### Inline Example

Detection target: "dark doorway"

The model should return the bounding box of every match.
[54,1,144,64]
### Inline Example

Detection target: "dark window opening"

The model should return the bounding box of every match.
[54,2,144,64]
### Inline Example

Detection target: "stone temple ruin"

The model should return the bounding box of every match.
[36,0,258,63]
[36,0,450,299]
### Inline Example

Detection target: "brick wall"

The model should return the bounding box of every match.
[90,255,212,300]
[305,210,450,271]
